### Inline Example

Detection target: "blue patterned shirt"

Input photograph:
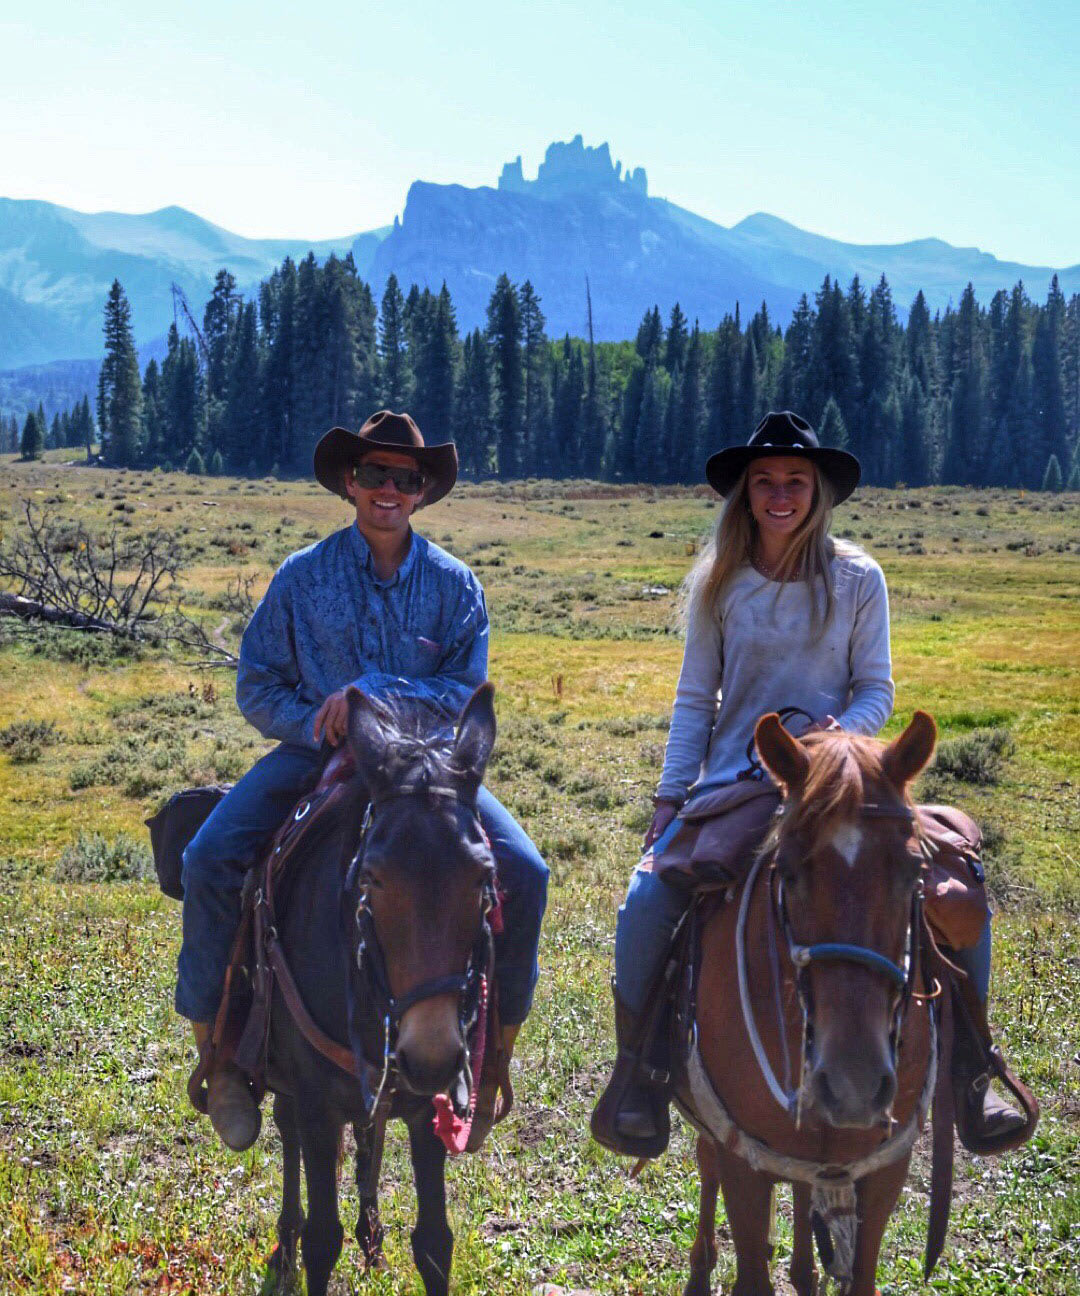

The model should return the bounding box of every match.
[236,523,489,749]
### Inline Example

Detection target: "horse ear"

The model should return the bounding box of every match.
[882,710,937,789]
[345,686,391,794]
[453,682,497,787]
[754,712,810,793]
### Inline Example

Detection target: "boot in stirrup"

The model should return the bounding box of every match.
[192,1022,261,1152]
[590,990,670,1159]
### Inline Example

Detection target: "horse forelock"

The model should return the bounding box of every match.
[366,698,469,791]
[782,731,908,854]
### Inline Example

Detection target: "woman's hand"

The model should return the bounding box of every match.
[802,714,841,736]
[644,800,680,850]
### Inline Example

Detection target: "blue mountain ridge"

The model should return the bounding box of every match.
[1,135,1077,385]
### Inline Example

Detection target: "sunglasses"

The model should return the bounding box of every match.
[352,462,426,495]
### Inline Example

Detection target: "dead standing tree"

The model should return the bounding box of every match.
[0,501,245,665]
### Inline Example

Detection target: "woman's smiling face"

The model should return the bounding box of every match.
[746,455,816,543]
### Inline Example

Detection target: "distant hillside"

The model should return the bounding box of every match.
[0,198,389,369]
[2,135,1078,377]
[370,135,1080,339]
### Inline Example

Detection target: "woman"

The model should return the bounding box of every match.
[592,410,1023,1157]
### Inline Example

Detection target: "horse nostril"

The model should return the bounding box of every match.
[874,1069,897,1112]
[813,1069,838,1112]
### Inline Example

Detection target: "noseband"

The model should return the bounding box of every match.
[738,801,925,1119]
[346,785,498,1114]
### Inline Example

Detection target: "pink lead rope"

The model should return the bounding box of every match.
[431,972,488,1154]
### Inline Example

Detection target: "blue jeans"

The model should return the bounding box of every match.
[614,817,688,1016]
[614,816,995,1014]
[176,743,548,1027]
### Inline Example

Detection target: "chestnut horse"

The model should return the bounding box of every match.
[676,711,939,1296]
[263,684,499,1296]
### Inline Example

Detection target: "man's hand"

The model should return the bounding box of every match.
[314,688,351,747]
[643,800,680,850]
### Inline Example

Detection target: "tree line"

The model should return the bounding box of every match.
[47,257,1080,488]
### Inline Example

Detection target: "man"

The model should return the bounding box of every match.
[177,410,549,1151]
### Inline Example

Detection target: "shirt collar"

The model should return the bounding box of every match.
[351,523,420,588]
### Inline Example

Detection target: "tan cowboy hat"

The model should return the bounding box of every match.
[313,410,458,507]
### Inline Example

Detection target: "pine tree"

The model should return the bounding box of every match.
[185,447,206,475]
[520,282,551,476]
[1030,276,1070,487]
[1041,454,1062,491]
[707,314,742,448]
[818,396,848,450]
[581,280,608,478]
[552,336,585,476]
[779,295,814,414]
[455,329,493,478]
[48,412,62,449]
[858,276,900,482]
[665,303,689,372]
[808,276,857,434]
[942,284,987,485]
[260,259,298,469]
[635,306,663,365]
[203,269,239,457]
[674,323,706,481]
[97,279,143,465]
[208,448,224,475]
[486,275,524,478]
[140,358,165,463]
[20,411,44,460]
[161,322,204,466]
[225,300,262,469]
[378,274,413,409]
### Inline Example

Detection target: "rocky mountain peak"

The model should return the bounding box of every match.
[498,134,647,197]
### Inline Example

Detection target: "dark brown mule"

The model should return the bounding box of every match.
[262,684,499,1296]
[676,711,939,1296]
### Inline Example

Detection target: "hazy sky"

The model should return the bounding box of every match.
[3,0,1077,266]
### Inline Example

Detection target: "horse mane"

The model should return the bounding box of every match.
[780,730,909,847]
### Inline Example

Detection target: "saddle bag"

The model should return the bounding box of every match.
[652,786,989,952]
[651,779,781,890]
[916,804,990,951]
[145,784,231,900]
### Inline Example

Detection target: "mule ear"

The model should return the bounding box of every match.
[882,710,937,789]
[454,682,497,786]
[754,712,810,793]
[345,686,391,795]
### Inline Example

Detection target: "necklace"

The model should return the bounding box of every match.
[753,550,784,581]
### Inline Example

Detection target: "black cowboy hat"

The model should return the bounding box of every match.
[313,410,458,508]
[705,411,861,504]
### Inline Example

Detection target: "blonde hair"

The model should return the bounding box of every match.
[684,461,855,634]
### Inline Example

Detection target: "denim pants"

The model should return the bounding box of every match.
[614,816,994,1015]
[176,743,548,1027]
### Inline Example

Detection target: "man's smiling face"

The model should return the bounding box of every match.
[345,449,427,536]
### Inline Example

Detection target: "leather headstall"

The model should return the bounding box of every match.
[769,801,925,1103]
[345,785,498,1118]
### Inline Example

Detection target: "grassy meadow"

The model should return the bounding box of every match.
[0,453,1077,1295]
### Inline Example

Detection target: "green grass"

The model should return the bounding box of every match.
[0,455,1078,1293]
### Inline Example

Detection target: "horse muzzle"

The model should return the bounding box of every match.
[394,999,468,1097]
[807,1048,898,1129]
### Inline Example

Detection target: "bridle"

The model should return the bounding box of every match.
[345,784,498,1116]
[738,800,928,1121]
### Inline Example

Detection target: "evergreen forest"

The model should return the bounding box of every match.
[9,256,1080,491]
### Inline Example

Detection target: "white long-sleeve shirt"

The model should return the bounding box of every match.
[656,548,895,803]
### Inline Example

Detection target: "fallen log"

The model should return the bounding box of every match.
[0,591,127,634]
